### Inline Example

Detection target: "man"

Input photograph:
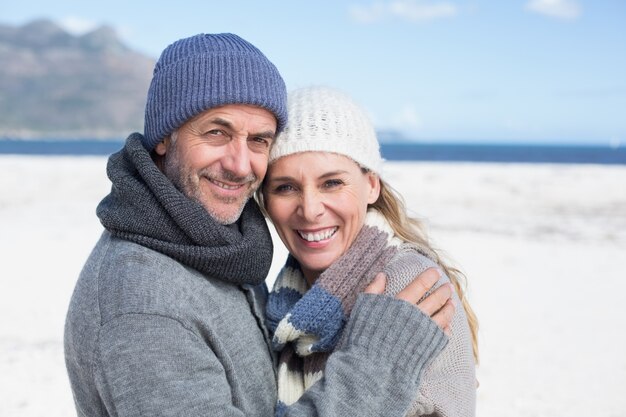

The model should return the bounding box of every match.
[64,33,453,417]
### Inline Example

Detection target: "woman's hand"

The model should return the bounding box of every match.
[364,268,455,335]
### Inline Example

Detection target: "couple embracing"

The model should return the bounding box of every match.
[64,32,478,417]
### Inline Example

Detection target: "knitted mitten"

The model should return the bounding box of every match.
[270,223,395,354]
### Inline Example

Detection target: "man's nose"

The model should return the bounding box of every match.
[222,139,252,178]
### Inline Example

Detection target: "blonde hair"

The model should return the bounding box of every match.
[371,178,479,363]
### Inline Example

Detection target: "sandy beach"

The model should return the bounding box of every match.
[1,155,625,416]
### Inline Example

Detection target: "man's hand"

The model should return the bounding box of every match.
[365,268,455,335]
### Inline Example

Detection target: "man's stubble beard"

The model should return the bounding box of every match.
[163,142,259,225]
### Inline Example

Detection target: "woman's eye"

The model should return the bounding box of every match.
[273,184,295,194]
[323,179,344,189]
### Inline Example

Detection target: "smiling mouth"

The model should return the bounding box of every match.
[297,227,338,242]
[208,178,245,190]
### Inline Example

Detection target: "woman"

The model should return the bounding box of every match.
[259,86,478,416]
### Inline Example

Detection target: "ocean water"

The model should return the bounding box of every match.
[381,143,626,164]
[1,139,625,164]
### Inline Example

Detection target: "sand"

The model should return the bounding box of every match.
[1,155,625,416]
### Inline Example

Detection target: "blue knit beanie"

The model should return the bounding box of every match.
[143,33,288,151]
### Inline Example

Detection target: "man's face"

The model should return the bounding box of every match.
[155,104,277,224]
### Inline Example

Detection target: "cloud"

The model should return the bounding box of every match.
[525,0,582,20]
[350,2,387,23]
[57,16,100,34]
[57,16,134,48]
[349,0,458,24]
[390,104,424,131]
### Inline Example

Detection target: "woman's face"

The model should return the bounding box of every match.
[263,152,380,283]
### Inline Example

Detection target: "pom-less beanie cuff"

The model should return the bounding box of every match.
[143,33,287,151]
[269,86,383,174]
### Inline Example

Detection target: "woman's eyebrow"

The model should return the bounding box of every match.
[266,175,294,183]
[267,170,349,183]
[319,170,349,178]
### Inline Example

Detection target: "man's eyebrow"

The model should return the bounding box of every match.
[209,117,233,129]
[209,117,275,138]
[253,130,276,139]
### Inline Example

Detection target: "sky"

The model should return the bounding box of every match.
[1,0,625,145]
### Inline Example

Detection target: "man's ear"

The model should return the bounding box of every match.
[154,136,170,156]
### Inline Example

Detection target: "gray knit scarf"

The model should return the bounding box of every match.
[97,133,273,285]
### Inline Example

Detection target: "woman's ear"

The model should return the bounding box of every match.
[366,172,381,204]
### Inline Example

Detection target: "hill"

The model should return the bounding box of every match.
[0,19,155,139]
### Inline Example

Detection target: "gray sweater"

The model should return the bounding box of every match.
[64,231,448,416]
[64,135,447,416]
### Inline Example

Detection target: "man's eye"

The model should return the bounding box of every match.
[206,129,225,136]
[249,137,270,148]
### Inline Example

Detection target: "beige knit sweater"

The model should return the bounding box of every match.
[374,211,476,416]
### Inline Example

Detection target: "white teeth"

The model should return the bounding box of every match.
[211,179,241,190]
[298,227,337,242]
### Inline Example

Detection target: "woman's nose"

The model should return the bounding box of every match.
[297,189,325,221]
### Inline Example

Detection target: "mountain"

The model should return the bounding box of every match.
[376,129,415,143]
[0,19,155,139]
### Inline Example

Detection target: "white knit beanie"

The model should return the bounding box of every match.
[269,86,383,173]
